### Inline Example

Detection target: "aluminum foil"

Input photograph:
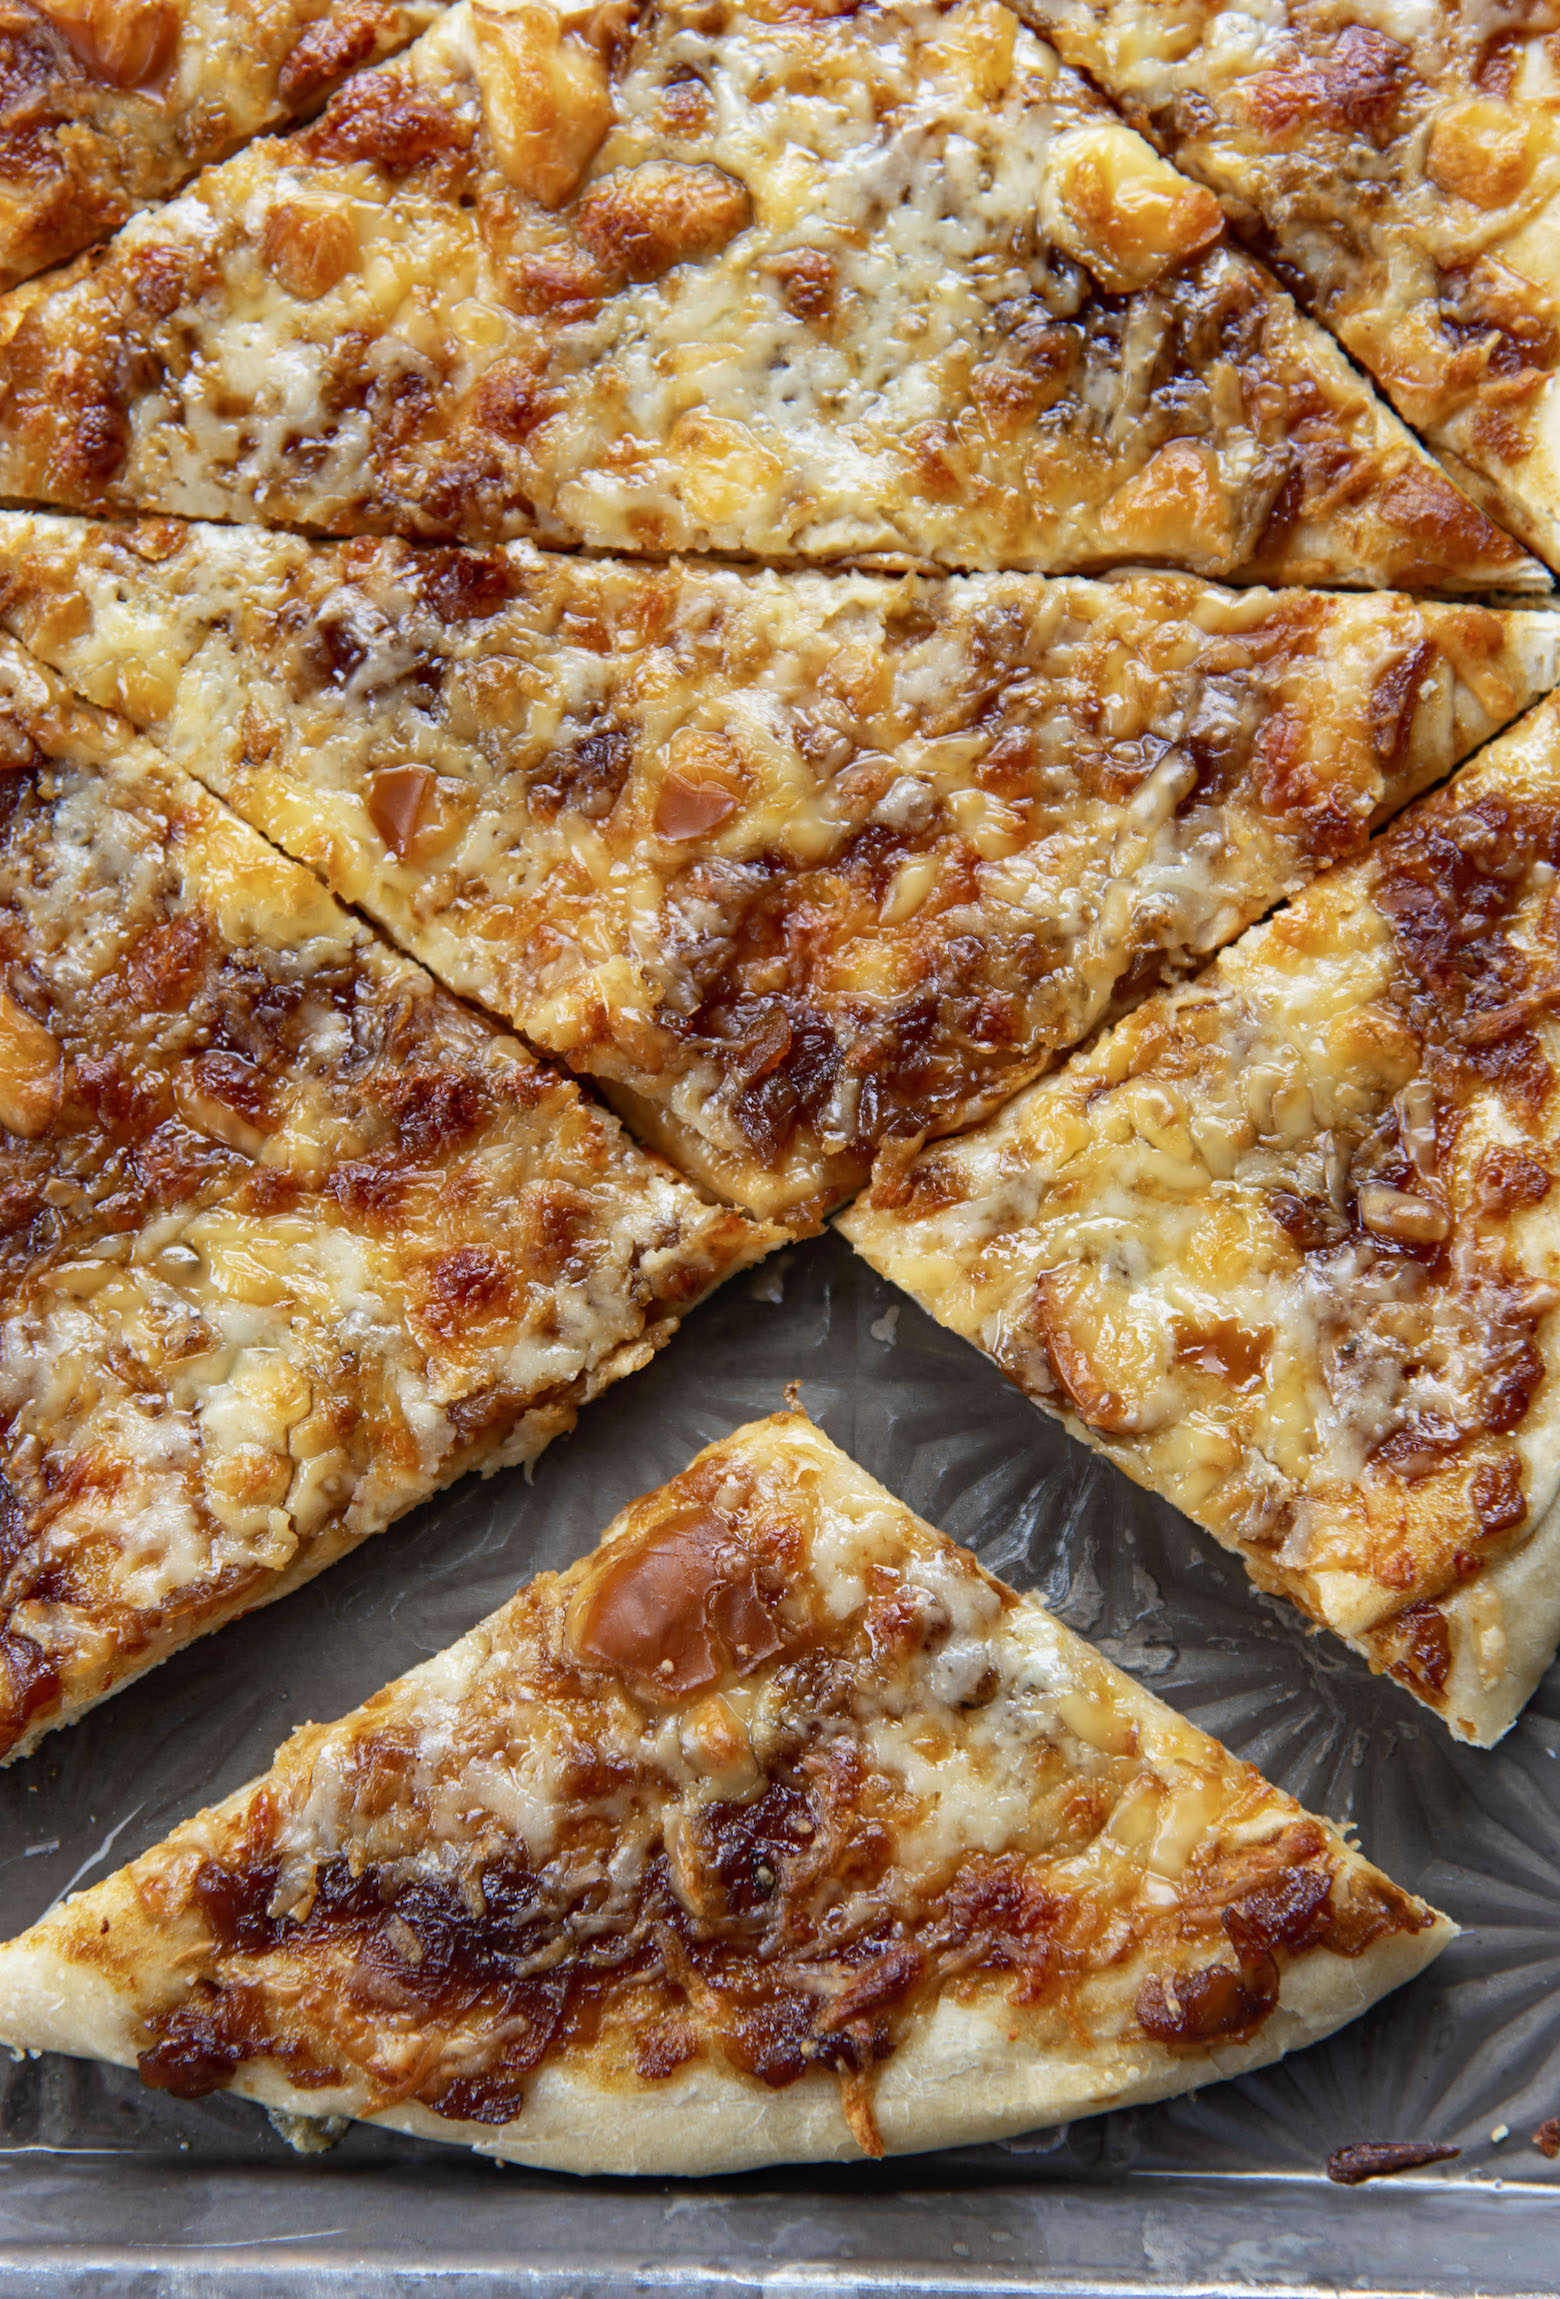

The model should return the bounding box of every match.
[2,1232,1557,2293]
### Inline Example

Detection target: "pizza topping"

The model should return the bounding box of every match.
[1043,122,1224,294]
[366,765,438,861]
[261,201,361,305]
[569,1510,784,1699]
[1535,2117,1560,2160]
[1426,102,1535,210]
[0,992,62,1139]
[576,164,753,286]
[472,0,615,209]
[36,1,179,91]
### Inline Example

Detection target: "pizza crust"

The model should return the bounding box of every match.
[0,1415,1454,2172]
[3,512,1555,1225]
[0,0,1538,589]
[0,1911,1449,2177]
[840,708,1560,1743]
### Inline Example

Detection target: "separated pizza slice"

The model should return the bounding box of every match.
[5,513,1558,1228]
[1011,2,1560,571]
[0,634,774,1765]
[0,0,1538,589]
[1,2,444,291]
[0,1411,1452,2173]
[842,698,1560,1746]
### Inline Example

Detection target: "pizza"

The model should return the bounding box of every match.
[0,2,443,291]
[1011,2,1560,568]
[842,698,1560,1747]
[4,512,1554,1226]
[0,1412,1452,2173]
[0,633,773,1765]
[0,0,1538,590]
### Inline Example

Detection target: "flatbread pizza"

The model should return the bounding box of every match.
[0,634,773,1764]
[842,698,1560,1746]
[1014,1,1560,569]
[0,2,442,291]
[0,1412,1453,2173]
[0,0,1537,589]
[4,512,1555,1226]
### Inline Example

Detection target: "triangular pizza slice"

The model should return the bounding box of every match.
[842,697,1560,1745]
[0,0,1537,589]
[0,2,444,291]
[1012,2,1560,570]
[0,1412,1452,2173]
[0,633,773,1764]
[4,513,1556,1226]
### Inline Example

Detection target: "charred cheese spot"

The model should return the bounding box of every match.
[1427,101,1535,208]
[576,163,753,286]
[1044,121,1224,294]
[261,199,360,304]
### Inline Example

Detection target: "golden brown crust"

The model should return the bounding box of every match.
[0,634,773,1762]
[0,0,1537,587]
[841,699,1560,1743]
[0,1414,1452,2171]
[2,512,1555,1223]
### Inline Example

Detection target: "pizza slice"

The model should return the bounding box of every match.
[5,514,1557,1228]
[0,633,774,1765]
[0,1411,1452,2173]
[842,698,1560,1746]
[1,2,444,291]
[1011,2,1560,570]
[0,0,1537,589]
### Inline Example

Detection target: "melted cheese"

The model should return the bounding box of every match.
[843,697,1560,1740]
[3,512,1554,1224]
[0,3,443,292]
[0,0,1535,589]
[1016,0,1560,564]
[0,636,772,1763]
[0,1413,1443,2160]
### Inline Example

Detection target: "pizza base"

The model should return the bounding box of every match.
[0,0,1541,591]
[0,1631,1453,2175]
[0,1785,1449,2177]
[840,709,1560,1744]
[0,1414,1454,2171]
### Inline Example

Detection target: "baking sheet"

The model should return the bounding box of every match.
[2,1230,1557,2294]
